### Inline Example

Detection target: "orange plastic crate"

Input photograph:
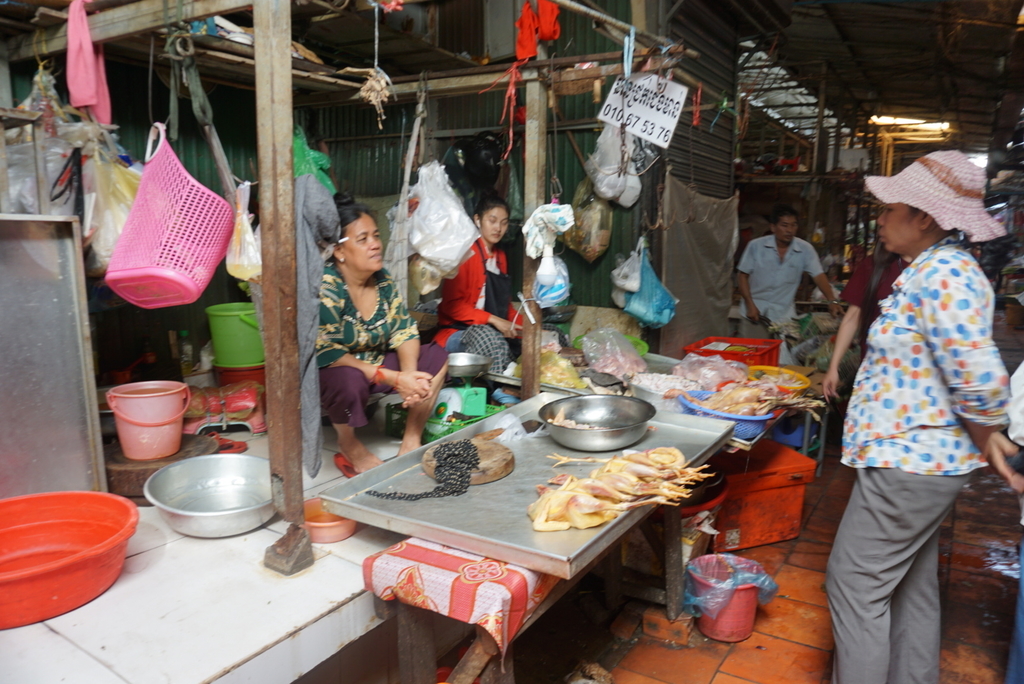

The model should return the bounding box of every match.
[682,336,781,367]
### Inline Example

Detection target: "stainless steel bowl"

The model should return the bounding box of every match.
[538,395,657,452]
[447,352,492,379]
[143,454,274,538]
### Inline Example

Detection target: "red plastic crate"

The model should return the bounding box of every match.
[682,336,781,366]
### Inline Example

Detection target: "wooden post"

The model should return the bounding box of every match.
[520,77,547,399]
[254,0,313,576]
[396,603,437,684]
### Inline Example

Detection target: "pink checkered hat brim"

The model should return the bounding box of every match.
[865,150,1005,242]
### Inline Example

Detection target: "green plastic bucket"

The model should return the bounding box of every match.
[205,303,264,367]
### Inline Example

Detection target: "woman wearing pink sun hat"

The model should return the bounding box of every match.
[826,150,1011,684]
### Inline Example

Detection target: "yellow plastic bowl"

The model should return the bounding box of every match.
[748,365,810,396]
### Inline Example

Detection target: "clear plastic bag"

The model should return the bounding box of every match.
[671,354,748,391]
[226,181,261,282]
[683,553,778,619]
[584,124,641,208]
[409,253,445,295]
[514,350,587,390]
[84,152,142,276]
[492,410,549,445]
[580,328,647,378]
[408,161,478,275]
[565,178,612,263]
[534,255,571,308]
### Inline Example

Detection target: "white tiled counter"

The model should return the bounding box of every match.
[0,426,411,684]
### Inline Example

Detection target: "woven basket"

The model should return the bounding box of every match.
[677,391,775,440]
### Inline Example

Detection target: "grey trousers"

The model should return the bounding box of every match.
[737,316,774,340]
[826,466,970,684]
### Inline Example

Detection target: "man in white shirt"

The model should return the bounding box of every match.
[736,203,842,338]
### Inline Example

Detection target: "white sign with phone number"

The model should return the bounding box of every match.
[598,73,688,149]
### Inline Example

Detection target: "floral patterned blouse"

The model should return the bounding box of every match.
[843,236,1009,476]
[316,264,419,368]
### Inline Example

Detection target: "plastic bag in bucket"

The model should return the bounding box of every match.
[683,553,778,619]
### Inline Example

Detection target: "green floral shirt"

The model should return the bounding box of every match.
[316,265,419,368]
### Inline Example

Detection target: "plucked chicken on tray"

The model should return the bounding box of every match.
[318,394,733,578]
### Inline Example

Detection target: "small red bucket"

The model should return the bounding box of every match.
[688,554,759,642]
[214,364,265,388]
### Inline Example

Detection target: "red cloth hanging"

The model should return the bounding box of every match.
[67,0,111,124]
[537,0,561,41]
[515,1,539,61]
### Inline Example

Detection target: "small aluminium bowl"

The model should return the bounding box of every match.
[302,498,357,544]
[447,352,492,379]
[144,454,274,538]
[538,395,657,452]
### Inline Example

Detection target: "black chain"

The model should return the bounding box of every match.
[367,440,480,501]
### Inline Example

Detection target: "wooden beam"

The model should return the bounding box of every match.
[255,0,313,576]
[7,0,252,62]
[520,78,547,400]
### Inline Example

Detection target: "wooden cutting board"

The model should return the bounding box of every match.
[421,429,514,485]
[105,434,219,498]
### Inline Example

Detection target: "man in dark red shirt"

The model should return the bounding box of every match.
[822,248,909,398]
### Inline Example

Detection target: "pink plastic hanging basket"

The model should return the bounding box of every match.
[105,123,235,308]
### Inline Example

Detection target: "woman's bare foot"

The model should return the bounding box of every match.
[397,436,422,456]
[333,424,384,473]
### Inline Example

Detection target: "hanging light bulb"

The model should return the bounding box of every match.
[536,244,558,286]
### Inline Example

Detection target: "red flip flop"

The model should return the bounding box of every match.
[334,452,359,478]
[206,432,248,454]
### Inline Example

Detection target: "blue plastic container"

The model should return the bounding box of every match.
[771,414,818,448]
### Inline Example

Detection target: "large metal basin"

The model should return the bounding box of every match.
[144,454,274,538]
[538,395,657,452]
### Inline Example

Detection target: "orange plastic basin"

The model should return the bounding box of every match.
[0,491,139,629]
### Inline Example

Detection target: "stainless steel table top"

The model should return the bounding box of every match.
[319,393,734,579]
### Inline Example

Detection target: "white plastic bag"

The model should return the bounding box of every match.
[226,182,261,282]
[671,354,748,391]
[408,161,478,274]
[584,124,641,208]
[611,238,643,293]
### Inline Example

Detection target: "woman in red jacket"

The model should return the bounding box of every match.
[435,196,521,373]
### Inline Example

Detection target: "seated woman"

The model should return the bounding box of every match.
[317,194,449,476]
[434,196,521,374]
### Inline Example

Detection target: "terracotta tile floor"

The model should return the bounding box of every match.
[608,314,1024,684]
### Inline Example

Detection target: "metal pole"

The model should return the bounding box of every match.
[254,0,314,576]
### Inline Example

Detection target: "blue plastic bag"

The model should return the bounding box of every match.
[623,246,677,328]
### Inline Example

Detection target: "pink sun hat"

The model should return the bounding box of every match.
[865,150,1005,242]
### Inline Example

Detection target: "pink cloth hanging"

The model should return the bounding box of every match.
[67,0,111,124]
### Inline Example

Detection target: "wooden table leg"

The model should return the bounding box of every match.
[663,504,685,621]
[603,541,623,611]
[480,640,515,684]
[397,602,437,684]
[449,626,499,684]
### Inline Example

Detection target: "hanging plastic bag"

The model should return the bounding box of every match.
[226,182,261,282]
[623,244,678,328]
[611,238,643,293]
[564,178,612,263]
[584,124,644,207]
[534,255,571,308]
[408,161,478,275]
[409,253,445,295]
[580,328,647,378]
[84,152,142,276]
[292,125,336,194]
[683,553,778,619]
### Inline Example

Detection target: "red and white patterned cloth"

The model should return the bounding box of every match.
[363,538,561,653]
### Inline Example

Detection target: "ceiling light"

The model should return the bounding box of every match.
[870,116,949,131]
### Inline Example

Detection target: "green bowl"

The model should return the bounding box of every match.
[573,334,648,357]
